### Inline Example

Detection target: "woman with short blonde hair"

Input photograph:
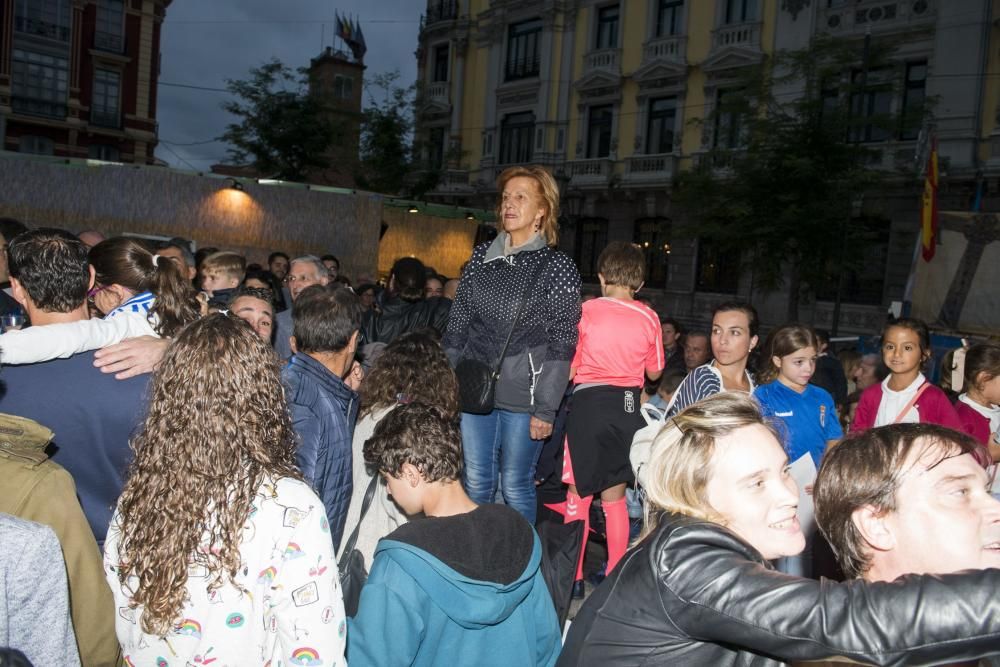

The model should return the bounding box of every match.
[444,164,581,524]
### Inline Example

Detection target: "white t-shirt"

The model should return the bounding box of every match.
[874,373,926,427]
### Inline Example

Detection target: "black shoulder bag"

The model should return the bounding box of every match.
[337,473,379,617]
[455,250,552,415]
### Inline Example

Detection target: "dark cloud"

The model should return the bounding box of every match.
[156,1,421,169]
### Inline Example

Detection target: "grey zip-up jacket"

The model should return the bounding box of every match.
[444,233,581,423]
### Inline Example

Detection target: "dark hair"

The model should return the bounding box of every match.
[359,331,459,419]
[194,247,218,271]
[597,241,645,290]
[391,257,427,303]
[658,369,688,395]
[660,316,685,336]
[320,254,340,269]
[965,343,1000,393]
[814,423,980,579]
[355,282,377,297]
[882,317,931,360]
[268,251,289,265]
[228,286,274,309]
[712,301,759,338]
[0,218,29,243]
[815,328,831,346]
[243,268,284,305]
[7,228,89,312]
[758,324,820,384]
[363,402,463,483]
[291,284,363,353]
[162,237,195,268]
[89,237,201,337]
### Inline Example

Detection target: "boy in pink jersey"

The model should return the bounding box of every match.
[560,242,663,596]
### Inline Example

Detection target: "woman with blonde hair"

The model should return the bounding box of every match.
[560,392,1000,666]
[444,165,581,524]
[104,314,346,666]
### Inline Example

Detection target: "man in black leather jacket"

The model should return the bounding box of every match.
[361,257,450,345]
[559,396,1000,666]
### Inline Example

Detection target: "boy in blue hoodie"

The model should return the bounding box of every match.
[348,403,561,667]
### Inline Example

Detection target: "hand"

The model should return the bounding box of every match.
[529,416,553,441]
[93,336,169,380]
[344,360,364,392]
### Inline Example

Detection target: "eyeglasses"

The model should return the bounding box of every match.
[87,284,111,303]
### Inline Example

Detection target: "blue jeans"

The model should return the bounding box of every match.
[462,409,541,524]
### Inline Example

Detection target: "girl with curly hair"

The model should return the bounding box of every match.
[338,330,459,568]
[0,236,202,363]
[103,314,346,666]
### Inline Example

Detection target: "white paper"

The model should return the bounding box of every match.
[789,453,818,536]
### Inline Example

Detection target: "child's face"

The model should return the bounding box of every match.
[775,346,817,391]
[201,271,238,295]
[882,326,925,378]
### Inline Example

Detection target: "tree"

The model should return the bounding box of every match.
[219,59,336,182]
[673,37,914,321]
[355,71,416,195]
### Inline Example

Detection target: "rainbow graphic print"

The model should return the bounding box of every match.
[283,542,305,560]
[174,618,202,638]
[257,566,277,584]
[289,647,323,665]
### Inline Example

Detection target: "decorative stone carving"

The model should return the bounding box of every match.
[781,0,812,21]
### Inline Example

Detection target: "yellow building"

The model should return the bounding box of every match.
[416,0,992,333]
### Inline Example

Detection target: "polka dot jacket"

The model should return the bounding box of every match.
[444,232,582,423]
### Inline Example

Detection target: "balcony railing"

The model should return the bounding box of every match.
[583,48,621,74]
[420,0,458,30]
[642,36,686,64]
[568,158,614,186]
[624,153,677,182]
[820,0,935,34]
[425,81,449,103]
[94,30,125,54]
[711,22,761,51]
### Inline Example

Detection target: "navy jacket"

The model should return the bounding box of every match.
[283,353,358,550]
[0,353,149,546]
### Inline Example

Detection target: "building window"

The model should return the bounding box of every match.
[88,144,120,161]
[11,49,68,118]
[506,19,542,81]
[634,217,672,288]
[428,127,446,169]
[849,68,893,143]
[13,0,71,41]
[656,0,684,37]
[19,135,55,155]
[333,75,354,99]
[499,112,534,164]
[724,0,758,23]
[432,43,449,82]
[713,89,743,149]
[595,5,619,49]
[646,97,676,154]
[91,69,121,128]
[899,61,927,141]
[696,241,740,293]
[95,0,125,53]
[813,217,890,305]
[575,217,609,282]
[586,105,613,159]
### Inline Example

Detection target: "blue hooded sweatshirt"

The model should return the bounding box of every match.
[347,504,561,666]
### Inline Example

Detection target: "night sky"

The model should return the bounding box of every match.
[155,1,424,170]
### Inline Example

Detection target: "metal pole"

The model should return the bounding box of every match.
[832,27,871,336]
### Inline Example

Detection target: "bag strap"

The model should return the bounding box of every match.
[338,473,379,565]
[492,249,554,376]
[892,381,930,424]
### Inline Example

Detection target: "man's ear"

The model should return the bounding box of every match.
[852,504,896,553]
[9,277,29,308]
[289,336,298,355]
[401,462,422,487]
[88,265,96,290]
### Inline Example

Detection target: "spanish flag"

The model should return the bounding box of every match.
[921,138,938,262]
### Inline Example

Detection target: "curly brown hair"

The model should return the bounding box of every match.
[358,331,459,419]
[114,314,300,636]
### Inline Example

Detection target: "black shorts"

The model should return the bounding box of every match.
[565,385,644,497]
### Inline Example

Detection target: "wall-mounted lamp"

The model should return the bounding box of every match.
[465,211,476,220]
[407,204,420,213]
[226,177,245,192]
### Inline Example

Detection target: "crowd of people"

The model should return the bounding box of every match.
[0,162,998,667]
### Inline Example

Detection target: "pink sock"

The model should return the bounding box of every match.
[564,491,592,581]
[603,497,630,574]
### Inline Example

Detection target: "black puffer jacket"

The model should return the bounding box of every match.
[559,512,1000,666]
[361,295,451,345]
